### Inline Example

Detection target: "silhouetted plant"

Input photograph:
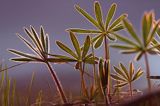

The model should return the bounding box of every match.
[111,62,143,97]
[8,26,68,104]
[50,31,97,97]
[110,11,160,92]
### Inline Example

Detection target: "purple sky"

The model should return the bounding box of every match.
[1,0,160,90]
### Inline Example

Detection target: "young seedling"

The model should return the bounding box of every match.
[98,58,110,104]
[8,26,68,104]
[50,31,97,97]
[110,11,160,92]
[111,62,143,97]
[68,1,127,97]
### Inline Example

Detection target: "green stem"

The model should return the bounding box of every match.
[144,53,151,92]
[45,62,68,104]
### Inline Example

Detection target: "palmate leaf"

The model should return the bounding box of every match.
[24,28,42,52]
[123,19,142,45]
[16,33,41,56]
[74,5,102,30]
[94,1,104,31]
[105,3,117,30]
[109,13,128,30]
[67,28,102,34]
[119,63,129,79]
[113,66,128,80]
[56,41,77,59]
[69,32,81,57]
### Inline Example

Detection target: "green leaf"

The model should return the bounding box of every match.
[134,52,144,61]
[10,58,35,62]
[75,5,102,30]
[111,74,126,82]
[109,13,128,30]
[147,21,159,45]
[47,58,76,63]
[45,34,50,54]
[92,34,102,43]
[108,34,116,41]
[132,68,143,81]
[142,13,148,45]
[109,24,124,32]
[119,63,129,79]
[94,36,103,49]
[67,28,101,34]
[120,49,139,54]
[94,1,104,31]
[113,66,128,80]
[16,33,41,56]
[69,32,81,57]
[129,62,134,80]
[30,26,43,51]
[123,19,142,45]
[8,49,42,61]
[40,26,46,51]
[24,27,42,51]
[56,41,77,59]
[112,33,139,47]
[82,36,91,58]
[110,44,135,50]
[105,3,117,30]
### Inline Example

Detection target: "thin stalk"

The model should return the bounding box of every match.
[144,53,151,92]
[45,62,68,104]
[104,36,111,104]
[91,39,97,86]
[79,62,87,96]
[129,82,133,98]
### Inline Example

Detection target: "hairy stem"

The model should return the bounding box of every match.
[144,53,151,92]
[45,62,68,104]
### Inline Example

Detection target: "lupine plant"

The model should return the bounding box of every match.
[8,26,68,104]
[68,1,127,100]
[3,1,160,105]
[49,31,97,97]
[111,62,143,97]
[110,11,160,92]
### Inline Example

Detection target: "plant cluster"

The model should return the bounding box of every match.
[1,1,160,105]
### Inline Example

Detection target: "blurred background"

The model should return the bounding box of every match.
[0,0,160,95]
